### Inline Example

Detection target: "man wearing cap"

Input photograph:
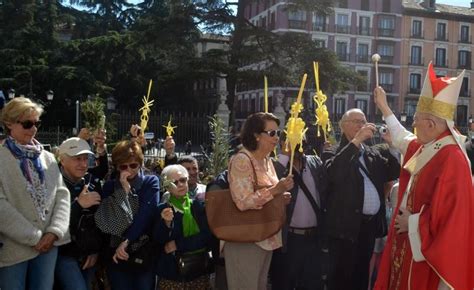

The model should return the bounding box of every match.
[55,137,104,290]
[373,63,474,290]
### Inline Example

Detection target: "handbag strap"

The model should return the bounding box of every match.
[231,151,260,189]
[292,168,321,220]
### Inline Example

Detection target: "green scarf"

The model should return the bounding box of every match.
[169,193,200,237]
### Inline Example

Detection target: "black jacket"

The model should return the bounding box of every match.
[322,136,399,242]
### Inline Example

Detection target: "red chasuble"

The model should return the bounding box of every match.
[374,131,474,290]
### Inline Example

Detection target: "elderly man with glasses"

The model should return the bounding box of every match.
[322,108,400,290]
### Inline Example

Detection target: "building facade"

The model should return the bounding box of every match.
[237,0,474,130]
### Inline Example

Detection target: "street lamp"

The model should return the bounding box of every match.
[400,112,407,123]
[8,89,15,99]
[46,90,54,101]
[106,96,117,111]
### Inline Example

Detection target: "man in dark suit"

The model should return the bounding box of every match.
[270,134,328,290]
[322,108,399,290]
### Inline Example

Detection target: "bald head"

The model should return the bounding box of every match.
[340,108,367,140]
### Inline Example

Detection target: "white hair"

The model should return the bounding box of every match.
[161,164,189,180]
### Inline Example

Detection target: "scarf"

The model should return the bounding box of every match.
[169,193,200,237]
[4,136,49,220]
[4,136,44,183]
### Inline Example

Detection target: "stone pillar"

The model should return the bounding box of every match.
[273,90,286,129]
[216,75,230,130]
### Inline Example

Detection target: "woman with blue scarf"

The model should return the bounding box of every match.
[0,97,70,290]
[154,164,213,290]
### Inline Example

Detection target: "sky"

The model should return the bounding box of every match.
[437,0,471,6]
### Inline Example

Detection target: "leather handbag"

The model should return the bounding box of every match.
[176,251,213,281]
[73,211,104,254]
[206,152,286,242]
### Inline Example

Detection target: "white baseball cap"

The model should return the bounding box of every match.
[58,137,94,157]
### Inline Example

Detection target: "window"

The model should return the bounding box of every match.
[405,99,417,117]
[460,25,470,43]
[314,14,326,31]
[356,70,369,91]
[380,71,393,92]
[336,0,348,8]
[356,99,368,114]
[435,48,447,67]
[359,16,370,35]
[378,17,395,37]
[336,41,348,61]
[334,98,346,117]
[412,20,422,38]
[436,23,447,41]
[410,46,422,65]
[361,0,369,10]
[409,73,421,93]
[461,77,469,97]
[336,14,349,33]
[458,50,471,69]
[288,11,306,29]
[457,105,468,127]
[357,43,369,63]
[315,39,326,48]
[378,43,394,63]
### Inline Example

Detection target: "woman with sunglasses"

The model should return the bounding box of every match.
[0,97,70,290]
[224,112,294,290]
[154,164,212,290]
[95,140,160,290]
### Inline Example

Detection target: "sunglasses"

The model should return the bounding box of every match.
[17,120,41,129]
[172,177,188,186]
[118,163,140,171]
[262,129,282,137]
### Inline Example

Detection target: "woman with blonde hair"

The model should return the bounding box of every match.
[0,97,70,290]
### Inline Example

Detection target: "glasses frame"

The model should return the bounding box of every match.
[17,120,42,129]
[262,129,282,137]
[172,177,189,186]
[118,163,140,171]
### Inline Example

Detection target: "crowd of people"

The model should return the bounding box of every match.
[0,61,473,290]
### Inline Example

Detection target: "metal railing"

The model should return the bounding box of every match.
[288,20,307,30]
[378,28,395,37]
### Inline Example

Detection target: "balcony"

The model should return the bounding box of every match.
[409,57,424,66]
[378,28,395,37]
[356,54,370,63]
[458,62,471,70]
[337,53,350,62]
[434,60,448,68]
[409,87,421,94]
[335,24,350,34]
[459,36,472,44]
[460,89,471,98]
[379,55,394,64]
[288,20,307,30]
[380,83,393,93]
[313,23,327,32]
[435,33,448,42]
[410,32,424,39]
[358,26,371,36]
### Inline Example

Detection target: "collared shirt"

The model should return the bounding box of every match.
[278,154,319,228]
[359,146,381,215]
[188,183,206,201]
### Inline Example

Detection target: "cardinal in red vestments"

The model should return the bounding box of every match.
[372,62,474,290]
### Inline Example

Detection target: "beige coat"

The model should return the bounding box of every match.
[0,146,70,267]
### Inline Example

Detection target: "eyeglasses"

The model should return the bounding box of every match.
[262,129,282,137]
[345,119,366,125]
[172,177,188,186]
[118,163,140,170]
[17,120,41,129]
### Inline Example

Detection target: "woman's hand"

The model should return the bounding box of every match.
[161,207,174,228]
[274,175,294,195]
[164,240,177,254]
[34,232,58,253]
[113,240,129,263]
[82,254,98,270]
[119,170,132,193]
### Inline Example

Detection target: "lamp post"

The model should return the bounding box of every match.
[400,111,407,124]
[47,90,54,102]
[8,89,15,99]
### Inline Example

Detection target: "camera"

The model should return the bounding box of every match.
[376,125,388,135]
